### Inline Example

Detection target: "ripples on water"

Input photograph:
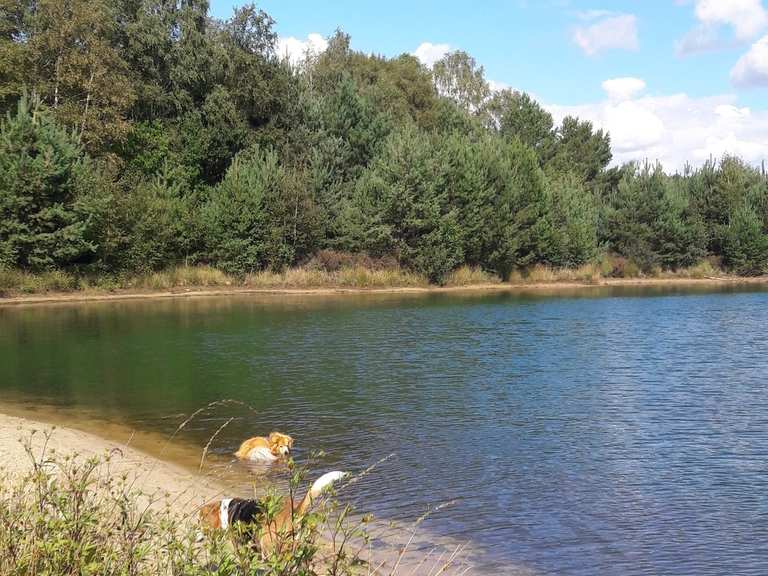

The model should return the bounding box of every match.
[2,287,768,575]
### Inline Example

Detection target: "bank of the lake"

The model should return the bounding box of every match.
[2,274,768,307]
[0,410,224,506]
[0,408,481,575]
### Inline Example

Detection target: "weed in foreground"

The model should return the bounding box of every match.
[0,430,469,575]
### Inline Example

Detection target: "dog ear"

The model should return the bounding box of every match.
[268,432,279,443]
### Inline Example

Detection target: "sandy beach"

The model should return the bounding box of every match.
[0,411,225,513]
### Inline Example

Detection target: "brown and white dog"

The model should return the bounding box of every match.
[198,470,347,552]
[234,432,294,461]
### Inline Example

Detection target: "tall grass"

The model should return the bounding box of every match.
[508,257,728,285]
[0,431,467,576]
[0,269,78,296]
[509,263,602,284]
[0,256,739,298]
[245,266,428,289]
[130,265,234,290]
[443,266,500,287]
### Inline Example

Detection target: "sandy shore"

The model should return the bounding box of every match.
[0,409,490,574]
[0,411,225,512]
[1,275,767,307]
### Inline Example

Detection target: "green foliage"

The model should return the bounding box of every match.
[548,116,612,183]
[479,139,549,279]
[0,95,99,270]
[1,1,768,286]
[539,174,599,267]
[351,126,463,283]
[9,0,135,152]
[432,51,490,115]
[487,89,555,162]
[723,204,768,275]
[202,147,317,274]
[603,163,706,271]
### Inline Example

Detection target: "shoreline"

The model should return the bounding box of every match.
[0,410,226,511]
[2,275,768,307]
[0,406,486,574]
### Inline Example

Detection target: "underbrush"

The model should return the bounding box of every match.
[443,266,501,286]
[127,265,235,290]
[0,254,743,298]
[0,269,78,296]
[508,256,728,285]
[0,433,464,576]
[245,266,427,289]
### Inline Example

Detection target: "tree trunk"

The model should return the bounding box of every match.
[80,69,95,135]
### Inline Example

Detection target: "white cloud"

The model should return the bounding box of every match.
[678,0,768,55]
[412,42,452,67]
[488,80,510,93]
[276,33,328,65]
[731,34,768,87]
[547,81,768,171]
[695,0,768,41]
[601,77,646,101]
[572,14,639,56]
[715,104,752,118]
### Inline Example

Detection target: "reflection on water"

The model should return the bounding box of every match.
[2,285,768,575]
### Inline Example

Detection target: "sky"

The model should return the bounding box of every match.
[209,0,768,171]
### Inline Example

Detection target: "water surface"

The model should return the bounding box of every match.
[2,285,768,575]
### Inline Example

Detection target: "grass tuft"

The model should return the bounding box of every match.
[0,268,77,296]
[131,265,234,290]
[245,266,427,289]
[443,266,500,287]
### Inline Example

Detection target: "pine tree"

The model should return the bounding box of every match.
[0,95,97,270]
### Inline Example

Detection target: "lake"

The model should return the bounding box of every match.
[2,285,768,575]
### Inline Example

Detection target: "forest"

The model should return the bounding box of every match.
[2,0,768,292]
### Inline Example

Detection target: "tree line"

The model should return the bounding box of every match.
[2,0,768,284]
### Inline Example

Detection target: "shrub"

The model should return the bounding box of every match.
[0,268,77,296]
[444,266,500,286]
[723,204,768,275]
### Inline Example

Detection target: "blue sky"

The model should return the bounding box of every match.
[209,1,768,169]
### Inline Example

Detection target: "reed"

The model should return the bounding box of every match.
[244,266,428,289]
[131,265,234,290]
[0,268,77,296]
[443,266,501,287]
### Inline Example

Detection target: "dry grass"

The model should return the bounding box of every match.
[130,265,234,290]
[0,257,740,299]
[654,260,725,279]
[507,257,730,285]
[509,263,602,284]
[0,268,78,296]
[443,266,501,286]
[245,266,428,289]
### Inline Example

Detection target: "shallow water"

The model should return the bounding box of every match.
[2,285,768,575]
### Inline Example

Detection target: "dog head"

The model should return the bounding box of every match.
[268,432,293,457]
